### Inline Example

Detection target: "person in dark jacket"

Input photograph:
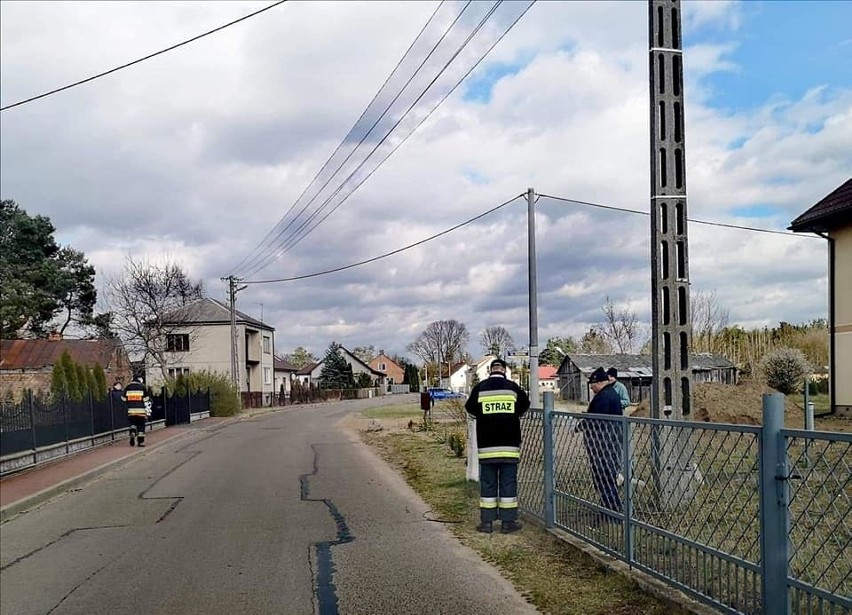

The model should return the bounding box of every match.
[465,358,531,534]
[122,377,150,447]
[582,367,624,517]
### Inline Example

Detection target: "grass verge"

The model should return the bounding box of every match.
[361,428,693,615]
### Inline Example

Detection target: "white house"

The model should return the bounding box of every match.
[144,298,275,398]
[295,345,386,388]
[448,361,470,393]
[273,354,298,399]
[473,355,513,383]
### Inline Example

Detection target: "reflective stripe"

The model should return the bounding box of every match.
[480,389,517,398]
[125,392,144,401]
[479,450,520,460]
[479,499,498,509]
[128,409,148,416]
[498,499,518,509]
[479,394,517,403]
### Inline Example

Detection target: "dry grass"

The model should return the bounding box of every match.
[361,426,693,615]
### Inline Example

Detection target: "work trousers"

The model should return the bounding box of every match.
[583,435,621,513]
[479,460,519,523]
[128,415,147,445]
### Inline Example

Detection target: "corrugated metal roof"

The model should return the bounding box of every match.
[789,178,852,233]
[0,339,125,370]
[558,353,735,376]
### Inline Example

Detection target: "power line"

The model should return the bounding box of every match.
[263,2,505,267]
[229,0,446,277]
[537,193,820,239]
[243,193,524,284]
[240,1,534,279]
[231,1,462,278]
[0,1,288,112]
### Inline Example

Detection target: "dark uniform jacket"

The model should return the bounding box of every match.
[581,382,623,458]
[465,374,531,463]
[122,382,150,418]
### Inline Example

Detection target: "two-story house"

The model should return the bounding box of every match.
[369,352,404,385]
[144,298,275,398]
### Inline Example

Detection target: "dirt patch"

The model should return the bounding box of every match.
[632,380,850,431]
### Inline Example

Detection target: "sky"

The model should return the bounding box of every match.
[1,0,850,362]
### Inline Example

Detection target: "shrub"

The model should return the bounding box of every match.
[761,347,810,395]
[164,370,240,417]
[447,430,466,457]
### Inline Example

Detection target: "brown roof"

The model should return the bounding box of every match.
[273,355,298,372]
[296,362,319,376]
[789,178,852,233]
[0,339,125,370]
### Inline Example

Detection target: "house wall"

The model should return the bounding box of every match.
[449,366,469,392]
[274,371,293,396]
[244,328,275,395]
[833,224,852,415]
[147,324,231,389]
[369,355,404,385]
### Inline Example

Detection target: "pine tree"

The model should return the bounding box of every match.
[50,360,69,401]
[92,364,107,400]
[318,343,354,389]
[75,363,88,401]
[60,351,80,402]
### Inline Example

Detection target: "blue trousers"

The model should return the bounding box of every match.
[479,461,519,523]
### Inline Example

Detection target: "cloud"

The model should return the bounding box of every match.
[1,1,847,361]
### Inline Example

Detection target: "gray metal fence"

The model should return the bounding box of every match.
[519,392,851,615]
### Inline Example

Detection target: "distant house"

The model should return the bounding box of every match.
[296,346,386,388]
[369,352,404,385]
[789,178,852,417]
[0,333,132,400]
[556,353,737,404]
[448,362,470,393]
[143,298,275,398]
[472,355,513,383]
[273,355,298,399]
[539,365,557,392]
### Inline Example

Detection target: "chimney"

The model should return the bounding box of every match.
[48,330,63,341]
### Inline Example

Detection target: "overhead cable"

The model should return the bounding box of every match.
[537,193,820,238]
[243,193,524,284]
[228,0,447,276]
[1,1,288,112]
[239,1,535,279]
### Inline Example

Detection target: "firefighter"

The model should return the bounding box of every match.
[122,376,151,447]
[465,358,531,534]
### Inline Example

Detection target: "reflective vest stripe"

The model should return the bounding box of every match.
[479,498,498,509]
[498,497,518,509]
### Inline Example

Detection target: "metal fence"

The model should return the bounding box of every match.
[519,392,851,615]
[0,389,211,470]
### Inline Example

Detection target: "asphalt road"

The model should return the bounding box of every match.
[0,396,537,615]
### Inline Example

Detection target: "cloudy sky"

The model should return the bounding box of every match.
[2,1,850,362]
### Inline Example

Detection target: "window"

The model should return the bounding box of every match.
[167,367,190,379]
[379,362,386,371]
[263,367,272,385]
[263,336,271,354]
[167,334,190,352]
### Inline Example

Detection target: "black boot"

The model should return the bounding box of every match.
[501,520,522,534]
[475,522,493,534]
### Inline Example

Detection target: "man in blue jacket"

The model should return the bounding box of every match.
[465,358,531,534]
[582,367,624,518]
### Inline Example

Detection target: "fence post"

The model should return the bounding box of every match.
[760,393,790,615]
[109,391,115,441]
[28,390,37,453]
[622,416,634,563]
[61,395,69,454]
[543,391,555,528]
[187,386,192,420]
[89,390,95,446]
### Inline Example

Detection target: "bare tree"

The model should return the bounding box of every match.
[599,296,643,353]
[579,327,612,354]
[407,319,470,365]
[105,257,204,379]
[352,345,377,363]
[690,289,730,354]
[479,325,515,358]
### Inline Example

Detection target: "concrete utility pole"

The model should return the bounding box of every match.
[649,0,693,420]
[649,0,698,505]
[527,187,539,406]
[223,276,247,391]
